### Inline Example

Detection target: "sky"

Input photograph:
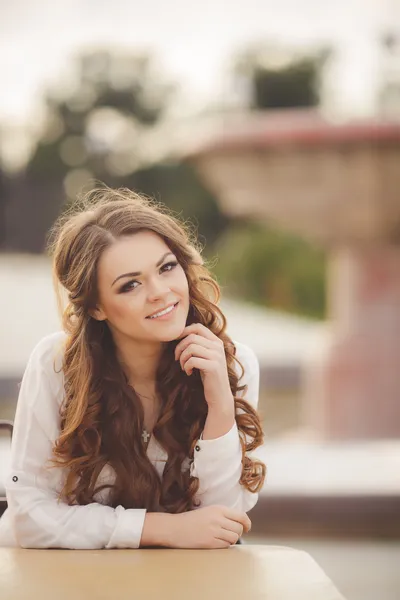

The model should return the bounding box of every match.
[0,0,398,126]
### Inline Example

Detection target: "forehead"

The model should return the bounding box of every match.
[98,231,172,282]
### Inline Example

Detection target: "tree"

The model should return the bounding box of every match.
[27,49,174,184]
[8,49,175,252]
[234,43,331,109]
[8,48,228,254]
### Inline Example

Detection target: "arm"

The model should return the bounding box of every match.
[190,342,262,512]
[4,334,166,549]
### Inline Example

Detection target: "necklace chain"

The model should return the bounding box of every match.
[136,391,157,402]
[131,390,157,446]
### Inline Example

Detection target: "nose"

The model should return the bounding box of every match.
[146,276,170,302]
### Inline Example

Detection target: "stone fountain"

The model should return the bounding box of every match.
[186,109,400,440]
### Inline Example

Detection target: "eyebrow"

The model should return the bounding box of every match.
[111,252,176,287]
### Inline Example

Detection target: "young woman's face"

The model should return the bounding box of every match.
[94,231,190,342]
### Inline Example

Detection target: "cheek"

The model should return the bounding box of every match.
[176,269,189,295]
[105,296,140,322]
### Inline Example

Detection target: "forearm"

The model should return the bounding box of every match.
[190,400,249,509]
[202,399,235,440]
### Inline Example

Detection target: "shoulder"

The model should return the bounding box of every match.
[16,332,68,419]
[232,340,259,375]
[15,332,68,437]
[231,340,260,409]
[28,330,68,378]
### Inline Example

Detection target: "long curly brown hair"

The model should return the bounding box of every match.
[47,186,266,513]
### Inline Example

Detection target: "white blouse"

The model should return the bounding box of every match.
[0,331,261,549]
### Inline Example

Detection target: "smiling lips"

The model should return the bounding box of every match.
[146,302,179,320]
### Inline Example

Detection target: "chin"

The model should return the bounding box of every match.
[156,317,188,343]
[159,321,187,342]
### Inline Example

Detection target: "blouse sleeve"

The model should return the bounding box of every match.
[4,333,147,549]
[190,341,262,513]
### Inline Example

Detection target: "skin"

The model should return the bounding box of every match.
[92,230,190,392]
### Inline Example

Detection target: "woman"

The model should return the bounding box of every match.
[0,187,266,549]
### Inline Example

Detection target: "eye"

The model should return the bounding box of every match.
[120,280,139,293]
[161,261,178,273]
[119,261,178,293]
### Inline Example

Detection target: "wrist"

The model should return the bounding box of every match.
[140,512,175,547]
[206,393,235,413]
[206,401,235,421]
[202,403,235,440]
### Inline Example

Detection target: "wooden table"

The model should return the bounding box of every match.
[0,545,345,599]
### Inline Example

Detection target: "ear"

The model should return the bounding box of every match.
[89,306,107,321]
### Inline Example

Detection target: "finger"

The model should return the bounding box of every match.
[183,356,211,376]
[177,323,218,343]
[216,529,240,546]
[175,333,215,361]
[221,518,243,538]
[223,508,252,533]
[180,344,213,371]
[211,538,231,549]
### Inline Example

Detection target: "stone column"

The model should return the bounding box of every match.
[303,245,400,439]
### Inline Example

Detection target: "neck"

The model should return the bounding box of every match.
[111,329,166,388]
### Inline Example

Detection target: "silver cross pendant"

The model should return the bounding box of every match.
[142,429,151,444]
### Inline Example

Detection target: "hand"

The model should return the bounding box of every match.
[174,323,233,408]
[166,505,251,549]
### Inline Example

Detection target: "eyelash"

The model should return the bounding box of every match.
[120,261,179,293]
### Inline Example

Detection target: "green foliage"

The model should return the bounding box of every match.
[27,49,175,181]
[253,58,320,109]
[211,222,326,319]
[127,162,230,249]
[234,44,331,109]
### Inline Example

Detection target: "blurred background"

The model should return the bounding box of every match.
[0,1,400,598]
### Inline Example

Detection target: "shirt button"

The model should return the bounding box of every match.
[195,445,200,452]
[12,476,18,482]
